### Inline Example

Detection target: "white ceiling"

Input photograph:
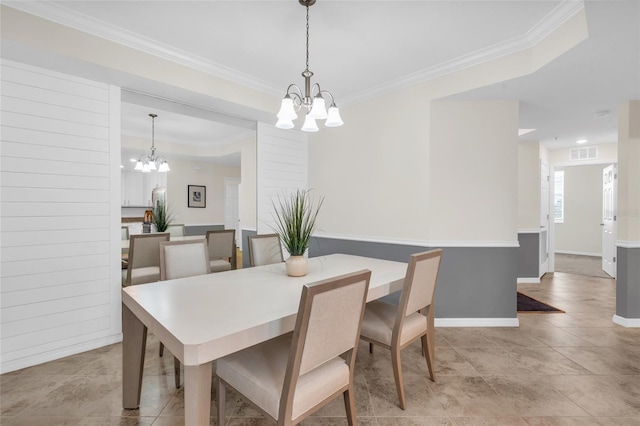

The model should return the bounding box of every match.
[4,0,639,151]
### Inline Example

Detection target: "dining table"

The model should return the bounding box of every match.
[121,253,408,426]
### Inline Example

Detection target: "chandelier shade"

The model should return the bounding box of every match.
[135,113,170,173]
[275,0,343,132]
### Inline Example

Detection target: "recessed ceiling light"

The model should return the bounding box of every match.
[518,128,536,136]
[120,165,124,168]
[594,110,610,118]
[130,158,137,162]
[576,139,587,144]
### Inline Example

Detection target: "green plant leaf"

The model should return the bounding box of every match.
[152,200,175,233]
[271,189,324,256]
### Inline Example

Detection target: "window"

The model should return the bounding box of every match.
[554,170,564,223]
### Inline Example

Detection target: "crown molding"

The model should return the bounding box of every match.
[5,0,584,107]
[341,0,585,106]
[3,0,282,98]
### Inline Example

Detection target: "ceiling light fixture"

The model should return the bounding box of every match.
[135,113,170,173]
[276,0,343,132]
[576,139,587,144]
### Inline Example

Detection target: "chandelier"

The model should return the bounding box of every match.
[135,113,170,173]
[275,0,343,132]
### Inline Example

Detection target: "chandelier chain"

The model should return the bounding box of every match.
[305,3,310,72]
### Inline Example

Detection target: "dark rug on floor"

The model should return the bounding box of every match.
[517,292,564,313]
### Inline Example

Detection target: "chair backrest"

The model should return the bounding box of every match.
[396,249,443,322]
[121,225,129,240]
[159,240,210,280]
[248,234,284,267]
[206,229,235,260]
[166,224,185,238]
[128,233,170,269]
[280,270,371,421]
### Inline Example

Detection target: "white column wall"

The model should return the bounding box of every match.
[518,141,542,230]
[429,100,519,243]
[0,60,122,373]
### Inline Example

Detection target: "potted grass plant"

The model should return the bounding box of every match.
[272,189,324,277]
[152,200,175,233]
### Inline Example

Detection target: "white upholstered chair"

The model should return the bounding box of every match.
[216,269,372,426]
[206,229,237,272]
[158,239,211,388]
[359,249,443,410]
[247,233,284,267]
[125,233,170,287]
[166,223,185,238]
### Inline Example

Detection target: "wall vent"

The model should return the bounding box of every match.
[569,146,598,161]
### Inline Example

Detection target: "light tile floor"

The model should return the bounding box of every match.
[2,272,640,425]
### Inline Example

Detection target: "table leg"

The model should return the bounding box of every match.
[122,304,147,409]
[184,362,213,426]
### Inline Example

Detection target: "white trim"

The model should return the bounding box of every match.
[553,159,618,167]
[616,241,640,249]
[185,223,226,227]
[314,233,519,248]
[612,315,640,328]
[2,1,280,97]
[0,334,122,374]
[518,277,541,284]
[555,250,602,257]
[518,229,541,234]
[4,0,584,108]
[341,1,584,105]
[435,318,520,328]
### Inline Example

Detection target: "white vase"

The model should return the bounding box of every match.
[286,256,308,277]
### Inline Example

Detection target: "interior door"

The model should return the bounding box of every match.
[602,164,616,277]
[540,161,550,276]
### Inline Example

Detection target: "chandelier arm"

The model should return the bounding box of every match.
[319,89,337,106]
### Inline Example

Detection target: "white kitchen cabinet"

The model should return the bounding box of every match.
[122,171,167,207]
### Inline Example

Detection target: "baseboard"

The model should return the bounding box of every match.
[435,318,519,327]
[518,277,540,284]
[0,334,123,374]
[612,314,640,328]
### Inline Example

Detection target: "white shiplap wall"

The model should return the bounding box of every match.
[256,123,308,237]
[0,60,122,373]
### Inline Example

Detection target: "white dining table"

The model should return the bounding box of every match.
[121,253,408,426]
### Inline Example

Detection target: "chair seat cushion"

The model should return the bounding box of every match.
[360,300,427,347]
[130,266,160,286]
[216,333,349,420]
[209,259,232,272]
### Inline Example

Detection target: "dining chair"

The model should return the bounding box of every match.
[206,229,237,272]
[359,249,443,410]
[158,239,211,388]
[216,269,371,426]
[125,233,170,287]
[166,223,185,238]
[247,233,284,267]
[121,225,129,240]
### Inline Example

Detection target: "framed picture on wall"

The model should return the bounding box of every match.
[188,185,206,208]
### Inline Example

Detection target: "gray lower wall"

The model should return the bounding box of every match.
[616,246,640,318]
[518,233,539,279]
[309,237,518,319]
[185,224,224,236]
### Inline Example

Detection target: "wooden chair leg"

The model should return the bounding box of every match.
[174,356,181,388]
[159,342,164,357]
[217,379,226,426]
[369,342,374,353]
[343,382,357,426]
[424,306,436,381]
[390,348,406,410]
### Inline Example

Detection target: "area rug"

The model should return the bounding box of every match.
[517,292,564,313]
